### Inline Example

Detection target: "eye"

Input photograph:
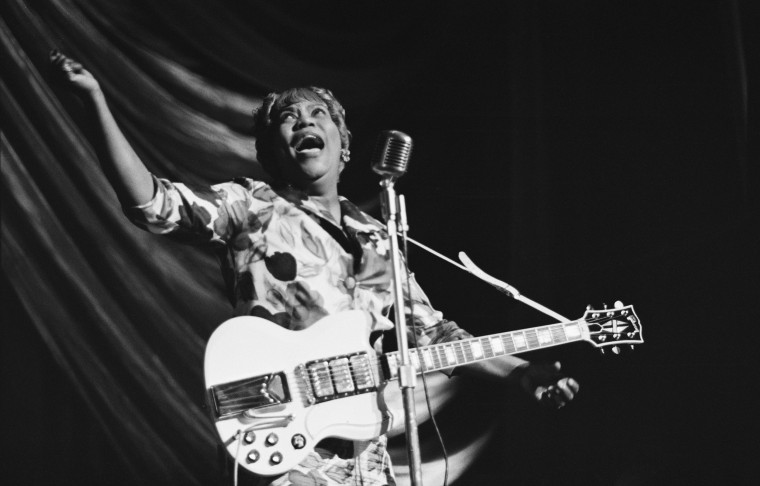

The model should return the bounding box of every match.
[312,106,327,117]
[279,112,296,123]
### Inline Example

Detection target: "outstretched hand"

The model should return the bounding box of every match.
[49,49,100,95]
[520,361,579,409]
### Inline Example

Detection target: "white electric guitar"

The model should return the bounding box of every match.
[204,304,642,476]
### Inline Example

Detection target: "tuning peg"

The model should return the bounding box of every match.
[630,345,635,351]
[603,303,608,309]
[586,304,593,311]
[612,346,620,355]
[614,300,624,309]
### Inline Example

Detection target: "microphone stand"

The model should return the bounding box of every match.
[379,177,424,486]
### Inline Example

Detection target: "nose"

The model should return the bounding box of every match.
[293,111,315,130]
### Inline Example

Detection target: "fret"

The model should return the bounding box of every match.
[480,337,494,358]
[451,343,460,365]
[386,353,398,379]
[431,345,441,366]
[502,333,517,354]
[428,346,438,367]
[550,324,567,343]
[467,341,474,361]
[525,329,539,349]
[454,341,472,364]
[490,336,505,354]
[443,345,457,366]
[471,340,484,359]
[537,327,553,346]
[421,348,435,370]
[451,343,463,366]
[512,331,527,351]
[410,350,421,372]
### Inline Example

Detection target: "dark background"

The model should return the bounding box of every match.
[2,1,758,485]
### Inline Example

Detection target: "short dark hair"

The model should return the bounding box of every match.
[251,87,352,182]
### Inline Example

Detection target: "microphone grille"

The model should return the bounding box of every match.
[372,130,413,177]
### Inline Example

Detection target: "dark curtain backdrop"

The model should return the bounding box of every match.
[2,1,758,485]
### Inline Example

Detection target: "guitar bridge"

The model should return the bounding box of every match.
[208,372,290,419]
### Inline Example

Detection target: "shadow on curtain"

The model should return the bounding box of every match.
[1,1,493,484]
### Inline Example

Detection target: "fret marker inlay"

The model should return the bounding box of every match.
[513,333,527,349]
[491,337,504,354]
[471,341,483,358]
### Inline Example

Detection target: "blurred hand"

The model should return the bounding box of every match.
[520,361,579,409]
[49,49,101,95]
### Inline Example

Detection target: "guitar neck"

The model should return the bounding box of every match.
[382,320,588,380]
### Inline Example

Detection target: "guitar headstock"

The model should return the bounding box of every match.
[582,302,643,354]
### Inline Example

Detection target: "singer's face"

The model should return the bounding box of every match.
[272,100,343,192]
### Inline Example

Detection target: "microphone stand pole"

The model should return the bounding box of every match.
[379,177,424,486]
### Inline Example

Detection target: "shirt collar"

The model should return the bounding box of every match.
[275,185,385,235]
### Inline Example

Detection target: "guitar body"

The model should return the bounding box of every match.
[204,310,393,476]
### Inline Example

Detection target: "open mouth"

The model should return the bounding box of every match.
[293,134,325,153]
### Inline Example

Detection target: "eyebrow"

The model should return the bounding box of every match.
[280,101,327,113]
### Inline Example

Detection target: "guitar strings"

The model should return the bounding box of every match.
[215,316,626,409]
[216,313,635,404]
[301,320,586,377]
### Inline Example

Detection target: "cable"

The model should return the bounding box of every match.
[233,430,243,486]
[398,196,449,486]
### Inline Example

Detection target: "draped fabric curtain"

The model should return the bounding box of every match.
[2,1,503,484]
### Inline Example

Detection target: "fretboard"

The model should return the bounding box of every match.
[382,320,587,380]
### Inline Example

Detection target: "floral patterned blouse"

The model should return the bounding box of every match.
[128,176,471,485]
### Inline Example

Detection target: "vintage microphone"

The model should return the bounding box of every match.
[372,130,412,221]
[372,130,412,178]
[371,130,424,486]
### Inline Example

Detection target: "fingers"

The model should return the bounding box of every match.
[522,361,580,409]
[540,377,579,409]
[556,377,579,401]
[49,49,83,77]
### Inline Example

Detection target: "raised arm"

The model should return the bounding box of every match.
[50,50,154,206]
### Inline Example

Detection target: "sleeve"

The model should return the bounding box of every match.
[403,270,473,347]
[123,175,258,245]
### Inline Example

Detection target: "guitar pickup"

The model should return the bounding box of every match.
[209,372,290,419]
[304,352,376,404]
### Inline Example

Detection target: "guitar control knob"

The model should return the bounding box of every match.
[291,434,306,449]
[266,433,279,446]
[270,452,283,465]
[244,432,256,444]
[246,450,260,463]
